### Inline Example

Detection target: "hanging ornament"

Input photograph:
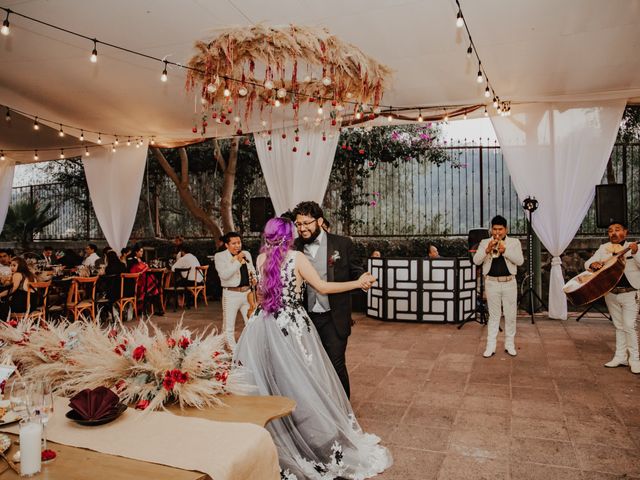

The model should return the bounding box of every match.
[322,76,332,86]
[277,88,287,99]
[264,80,274,90]
[238,86,248,97]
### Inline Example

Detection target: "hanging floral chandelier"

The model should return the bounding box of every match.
[186,24,391,135]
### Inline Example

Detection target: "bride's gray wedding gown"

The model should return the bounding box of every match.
[234,251,392,480]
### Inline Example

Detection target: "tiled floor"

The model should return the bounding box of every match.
[153,303,640,479]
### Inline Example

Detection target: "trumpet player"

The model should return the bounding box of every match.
[473,215,524,357]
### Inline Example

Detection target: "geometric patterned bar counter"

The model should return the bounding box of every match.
[367,257,476,323]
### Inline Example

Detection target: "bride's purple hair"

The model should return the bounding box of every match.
[258,217,295,314]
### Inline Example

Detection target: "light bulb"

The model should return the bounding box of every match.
[97,134,102,144]
[161,62,168,82]
[456,11,464,28]
[466,45,472,58]
[90,40,98,63]
[274,99,281,108]
[233,116,240,123]
[238,86,248,97]
[418,112,423,122]
[322,76,332,86]
[80,130,84,142]
[484,86,491,98]
[1,16,9,36]
[223,88,231,97]
[493,97,498,108]
[444,113,449,122]
[484,106,488,117]
[373,107,381,114]
[276,88,287,99]
[33,118,40,130]
[264,80,274,90]
[317,107,323,115]
[387,114,393,122]
[135,142,140,148]
[150,138,155,145]
[476,70,483,83]
[126,137,131,146]
[111,146,116,153]
[261,120,267,127]
[0,151,4,161]
[58,125,65,137]
[207,83,217,93]
[463,113,467,120]
[4,109,10,122]
[59,150,65,159]
[85,147,90,156]
[114,137,119,146]
[355,112,361,120]
[34,150,39,161]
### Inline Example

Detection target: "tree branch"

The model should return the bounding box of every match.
[213,140,227,170]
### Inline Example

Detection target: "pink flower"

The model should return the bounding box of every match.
[135,399,150,410]
[166,338,176,348]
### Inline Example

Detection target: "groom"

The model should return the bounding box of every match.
[293,201,372,398]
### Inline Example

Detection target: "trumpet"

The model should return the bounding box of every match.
[490,236,504,258]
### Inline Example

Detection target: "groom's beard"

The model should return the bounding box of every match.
[300,227,322,245]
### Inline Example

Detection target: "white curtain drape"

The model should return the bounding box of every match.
[254,127,339,215]
[82,144,148,254]
[491,100,626,319]
[0,161,15,235]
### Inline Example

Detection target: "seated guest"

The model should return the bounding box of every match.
[171,245,202,282]
[0,249,12,277]
[82,243,100,267]
[95,246,112,268]
[428,244,440,259]
[104,250,127,305]
[0,257,35,319]
[42,246,56,266]
[127,245,164,316]
[120,246,132,264]
[371,250,382,258]
[173,235,185,260]
[58,249,83,269]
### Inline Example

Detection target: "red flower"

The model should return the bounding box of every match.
[132,345,147,361]
[59,340,65,348]
[8,320,17,328]
[359,149,365,155]
[114,343,126,356]
[162,376,175,391]
[108,329,118,339]
[178,336,191,349]
[214,370,229,383]
[169,369,189,384]
[115,379,127,393]
[212,351,222,358]
[135,399,150,410]
[166,338,176,348]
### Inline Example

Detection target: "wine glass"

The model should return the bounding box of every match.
[30,381,55,460]
[8,379,29,418]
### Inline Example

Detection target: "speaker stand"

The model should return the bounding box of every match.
[518,209,547,324]
[575,302,611,322]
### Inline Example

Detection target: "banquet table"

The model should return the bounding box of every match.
[0,394,295,479]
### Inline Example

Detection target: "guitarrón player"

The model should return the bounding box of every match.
[585,222,640,373]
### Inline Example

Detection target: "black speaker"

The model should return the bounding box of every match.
[596,184,627,228]
[249,197,275,232]
[468,228,490,253]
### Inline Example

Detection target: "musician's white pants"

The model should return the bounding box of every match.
[485,279,518,348]
[222,289,250,348]
[605,291,640,361]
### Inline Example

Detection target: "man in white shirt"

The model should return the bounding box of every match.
[0,249,11,277]
[473,215,524,358]
[82,243,100,267]
[585,221,640,373]
[214,233,256,348]
[171,245,202,282]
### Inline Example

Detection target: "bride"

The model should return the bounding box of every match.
[234,217,392,480]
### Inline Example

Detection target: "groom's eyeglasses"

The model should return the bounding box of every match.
[295,219,317,229]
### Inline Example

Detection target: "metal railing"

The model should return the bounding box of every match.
[8,142,640,240]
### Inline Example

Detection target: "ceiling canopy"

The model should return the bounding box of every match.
[1,0,639,163]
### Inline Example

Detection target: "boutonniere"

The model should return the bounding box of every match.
[328,250,341,267]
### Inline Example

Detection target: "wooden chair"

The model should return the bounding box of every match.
[186,265,209,309]
[9,281,50,323]
[166,268,190,312]
[114,272,140,321]
[148,268,170,315]
[66,276,99,322]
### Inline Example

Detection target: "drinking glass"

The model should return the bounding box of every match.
[29,381,54,454]
[8,379,29,418]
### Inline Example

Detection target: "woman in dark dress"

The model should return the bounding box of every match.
[104,250,127,304]
[0,257,36,319]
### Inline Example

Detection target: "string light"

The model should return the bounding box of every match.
[114,137,119,146]
[58,124,65,137]
[0,151,5,161]
[443,110,449,122]
[274,99,281,108]
[418,110,423,122]
[355,112,361,120]
[4,108,10,122]
[1,10,10,36]
[90,39,98,63]
[466,45,472,58]
[476,67,483,84]
[126,137,131,146]
[97,133,102,144]
[160,61,168,82]
[59,149,65,159]
[223,88,231,97]
[33,117,39,130]
[317,107,323,115]
[484,86,491,98]
[456,10,464,28]
[484,106,488,117]
[463,113,467,120]
[33,150,38,161]
[493,97,499,109]
[150,137,155,145]
[80,130,84,141]
[84,147,90,156]
[111,146,116,153]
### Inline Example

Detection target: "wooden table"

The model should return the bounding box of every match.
[0,395,295,479]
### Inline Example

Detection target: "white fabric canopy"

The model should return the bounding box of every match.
[82,145,148,254]
[255,128,339,215]
[491,100,626,319]
[0,161,15,236]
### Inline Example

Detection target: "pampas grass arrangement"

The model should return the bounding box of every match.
[0,318,254,411]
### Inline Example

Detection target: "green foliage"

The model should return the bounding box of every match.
[2,199,59,247]
[329,124,450,233]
